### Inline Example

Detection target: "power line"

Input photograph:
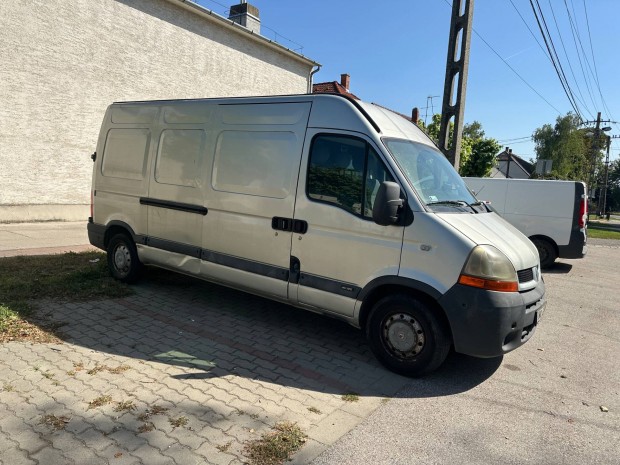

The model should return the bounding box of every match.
[529,0,583,120]
[564,0,599,115]
[579,0,620,135]
[546,0,593,118]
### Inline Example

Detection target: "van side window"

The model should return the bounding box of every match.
[307,135,393,218]
[102,128,150,180]
[155,129,204,188]
[213,131,298,199]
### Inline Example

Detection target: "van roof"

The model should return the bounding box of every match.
[111,93,436,147]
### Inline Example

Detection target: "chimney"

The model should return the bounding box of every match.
[228,1,260,34]
[340,73,350,91]
[411,107,419,124]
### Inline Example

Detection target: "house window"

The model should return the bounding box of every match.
[307,135,393,218]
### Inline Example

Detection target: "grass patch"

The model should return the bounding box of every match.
[0,252,132,343]
[138,405,169,422]
[169,416,189,428]
[2,383,15,392]
[88,395,113,409]
[114,401,136,412]
[341,393,360,402]
[307,407,322,415]
[217,441,232,452]
[244,422,307,465]
[137,422,155,433]
[588,226,620,240]
[40,414,70,430]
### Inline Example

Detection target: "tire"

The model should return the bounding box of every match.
[532,238,557,269]
[107,233,142,283]
[366,294,451,377]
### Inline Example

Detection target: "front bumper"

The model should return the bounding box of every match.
[438,278,546,358]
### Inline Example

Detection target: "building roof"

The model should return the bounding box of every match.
[495,149,534,178]
[165,0,319,67]
[312,81,360,99]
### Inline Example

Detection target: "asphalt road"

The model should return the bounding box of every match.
[308,239,620,465]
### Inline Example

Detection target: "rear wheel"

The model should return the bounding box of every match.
[532,238,557,269]
[366,294,450,377]
[107,233,142,283]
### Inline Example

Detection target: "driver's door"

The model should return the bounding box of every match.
[290,132,404,316]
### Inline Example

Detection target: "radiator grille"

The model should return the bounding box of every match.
[517,268,534,283]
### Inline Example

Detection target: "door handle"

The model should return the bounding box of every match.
[272,217,308,234]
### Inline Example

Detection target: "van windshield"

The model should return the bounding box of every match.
[383,138,477,208]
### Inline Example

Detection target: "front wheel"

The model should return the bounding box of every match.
[531,237,557,269]
[366,294,450,377]
[107,233,142,283]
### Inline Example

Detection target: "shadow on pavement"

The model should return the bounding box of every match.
[48,267,500,399]
[543,263,573,274]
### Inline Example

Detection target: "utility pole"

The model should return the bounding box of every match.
[590,112,602,201]
[581,112,615,212]
[601,134,620,218]
[600,136,610,217]
[438,0,474,170]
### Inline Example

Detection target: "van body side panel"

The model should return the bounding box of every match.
[200,102,312,299]
[143,103,211,275]
[92,106,155,242]
[398,214,474,295]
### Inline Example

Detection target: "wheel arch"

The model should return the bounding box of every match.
[357,277,453,343]
[528,234,558,256]
[103,221,139,249]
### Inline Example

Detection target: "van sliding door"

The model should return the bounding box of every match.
[200,102,312,300]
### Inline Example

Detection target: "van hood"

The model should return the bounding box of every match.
[437,212,540,271]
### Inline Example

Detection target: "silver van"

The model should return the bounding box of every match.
[88,94,546,376]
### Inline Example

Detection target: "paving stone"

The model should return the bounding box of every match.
[130,443,175,465]
[0,447,37,465]
[30,446,68,465]
[162,443,204,465]
[194,441,236,465]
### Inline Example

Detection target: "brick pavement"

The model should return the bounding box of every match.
[0,268,410,465]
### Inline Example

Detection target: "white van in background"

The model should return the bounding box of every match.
[89,94,546,376]
[464,177,587,268]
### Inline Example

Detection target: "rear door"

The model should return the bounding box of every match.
[290,131,405,317]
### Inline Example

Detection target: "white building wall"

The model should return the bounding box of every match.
[0,0,313,221]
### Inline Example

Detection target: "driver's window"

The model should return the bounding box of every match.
[307,135,393,219]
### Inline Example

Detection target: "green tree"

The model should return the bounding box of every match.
[460,138,502,177]
[417,116,496,176]
[606,159,620,211]
[532,113,603,182]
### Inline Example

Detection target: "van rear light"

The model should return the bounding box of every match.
[578,197,587,228]
[90,190,94,218]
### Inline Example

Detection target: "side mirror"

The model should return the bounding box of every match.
[372,181,404,226]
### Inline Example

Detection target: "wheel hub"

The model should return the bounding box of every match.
[383,313,425,358]
[113,245,131,273]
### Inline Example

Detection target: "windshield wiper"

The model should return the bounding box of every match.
[426,200,471,207]
[426,200,486,211]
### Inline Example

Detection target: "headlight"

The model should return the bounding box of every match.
[458,245,518,292]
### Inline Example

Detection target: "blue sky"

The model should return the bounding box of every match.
[197,0,619,163]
